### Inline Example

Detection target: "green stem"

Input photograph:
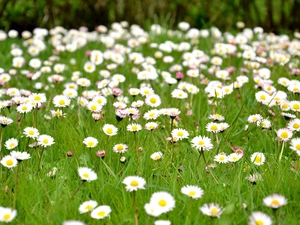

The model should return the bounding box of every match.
[70,181,85,199]
[13,164,21,208]
[133,192,139,225]
[37,147,45,174]
[279,142,285,162]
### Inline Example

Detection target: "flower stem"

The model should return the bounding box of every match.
[37,147,45,174]
[13,164,21,208]
[279,142,285,162]
[70,181,85,199]
[133,192,139,225]
[0,128,4,156]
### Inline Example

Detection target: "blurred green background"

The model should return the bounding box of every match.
[0,0,299,32]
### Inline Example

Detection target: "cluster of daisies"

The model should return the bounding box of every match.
[0,20,299,224]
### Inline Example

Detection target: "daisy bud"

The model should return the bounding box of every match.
[112,87,123,97]
[268,110,276,116]
[17,116,21,122]
[176,72,184,81]
[85,50,91,57]
[138,147,143,152]
[96,150,106,158]
[67,151,73,157]
[120,156,126,163]
[92,113,102,121]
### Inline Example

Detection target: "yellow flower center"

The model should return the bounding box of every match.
[6,160,13,166]
[149,113,154,117]
[220,156,225,161]
[130,180,139,187]
[3,214,11,220]
[293,123,300,129]
[91,105,97,111]
[211,125,218,131]
[34,96,41,101]
[154,155,160,159]
[256,220,264,225]
[150,98,156,104]
[260,95,266,100]
[97,99,102,104]
[255,156,261,163]
[210,207,218,216]
[158,199,167,207]
[87,142,94,147]
[132,125,137,131]
[22,106,28,110]
[198,140,204,145]
[189,191,196,196]
[85,205,93,210]
[117,145,124,151]
[292,104,300,110]
[98,211,105,217]
[59,99,65,105]
[106,128,113,134]
[9,143,15,148]
[295,144,300,151]
[83,173,89,178]
[280,131,288,139]
[282,104,288,109]
[177,131,183,136]
[29,130,34,135]
[271,199,280,206]
[43,139,49,144]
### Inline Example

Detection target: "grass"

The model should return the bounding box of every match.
[0,24,299,225]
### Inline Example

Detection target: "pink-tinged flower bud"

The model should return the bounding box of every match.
[85,50,92,57]
[138,147,143,152]
[175,116,180,121]
[120,156,126,163]
[26,73,34,79]
[17,116,21,122]
[176,72,184,81]
[112,88,123,97]
[268,110,276,117]
[96,150,106,158]
[226,66,236,73]
[67,151,73,157]
[92,113,102,121]
[232,146,244,156]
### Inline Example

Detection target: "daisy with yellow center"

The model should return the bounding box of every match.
[214,153,228,163]
[37,134,55,147]
[78,200,98,214]
[0,207,17,223]
[263,194,288,209]
[181,185,204,199]
[290,138,300,156]
[127,123,142,132]
[191,135,213,151]
[83,137,98,148]
[78,167,98,182]
[171,128,189,140]
[148,191,176,213]
[206,122,221,133]
[150,152,163,161]
[102,124,118,136]
[248,211,272,225]
[145,94,162,107]
[200,203,223,218]
[23,127,39,139]
[90,205,111,219]
[122,175,146,192]
[251,152,265,166]
[276,128,293,142]
[4,138,18,150]
[0,155,18,168]
[113,143,128,153]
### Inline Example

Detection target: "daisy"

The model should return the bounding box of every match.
[103,124,118,136]
[4,138,18,150]
[0,155,18,168]
[90,205,111,219]
[248,211,272,225]
[219,122,230,132]
[50,109,66,118]
[23,127,39,139]
[0,116,13,127]
[209,114,225,121]
[287,118,300,132]
[113,144,128,153]
[83,137,98,148]
[140,86,154,96]
[78,200,98,214]
[10,151,31,161]
[83,61,96,73]
[200,203,223,218]
[171,128,189,140]
[77,78,91,87]
[144,203,163,217]
[171,89,188,99]
[246,173,263,185]
[144,109,161,120]
[263,194,288,209]
[78,167,98,182]
[191,136,213,151]
[16,103,33,113]
[37,135,55,147]
[92,96,107,106]
[129,88,140,96]
[181,185,204,199]
[257,119,271,129]
[214,153,228,163]
[30,93,47,104]
[127,123,142,132]
[149,192,176,213]
[228,153,242,162]
[122,176,146,192]
[0,207,17,223]
[63,89,78,99]
[131,100,144,108]
[290,138,300,156]
[145,122,159,131]
[53,95,71,108]
[87,102,102,113]
[206,122,221,133]
[166,108,180,119]
[150,152,163,160]
[248,114,263,123]
[276,128,293,142]
[251,152,265,166]
[145,94,162,107]
[290,100,300,112]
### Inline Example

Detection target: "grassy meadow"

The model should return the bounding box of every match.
[0,23,299,225]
